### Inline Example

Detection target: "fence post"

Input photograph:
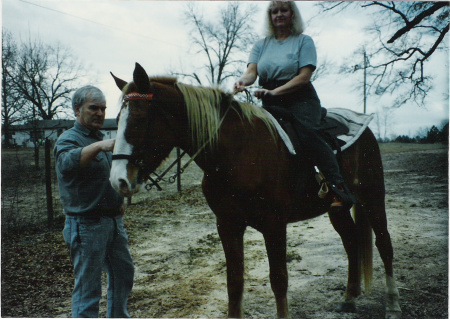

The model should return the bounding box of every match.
[45,138,54,226]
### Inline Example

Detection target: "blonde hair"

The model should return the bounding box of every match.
[175,83,277,151]
[265,1,304,37]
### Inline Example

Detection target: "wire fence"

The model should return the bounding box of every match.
[1,144,202,233]
[1,145,64,232]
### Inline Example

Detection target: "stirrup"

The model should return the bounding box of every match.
[329,183,356,211]
[314,167,329,199]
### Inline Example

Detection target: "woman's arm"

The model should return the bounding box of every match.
[234,63,258,92]
[254,65,314,99]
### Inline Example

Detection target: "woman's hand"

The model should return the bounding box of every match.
[254,88,275,100]
[234,63,258,93]
[233,80,247,93]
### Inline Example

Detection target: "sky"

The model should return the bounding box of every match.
[3,0,449,137]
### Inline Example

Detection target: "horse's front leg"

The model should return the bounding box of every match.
[263,224,289,319]
[216,217,246,318]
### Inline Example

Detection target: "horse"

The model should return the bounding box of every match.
[109,63,401,319]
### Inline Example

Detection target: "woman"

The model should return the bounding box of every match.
[234,1,354,211]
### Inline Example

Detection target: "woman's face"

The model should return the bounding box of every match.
[270,2,293,30]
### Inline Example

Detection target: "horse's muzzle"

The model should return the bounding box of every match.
[110,160,143,196]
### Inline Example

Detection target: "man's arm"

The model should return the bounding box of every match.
[80,139,115,168]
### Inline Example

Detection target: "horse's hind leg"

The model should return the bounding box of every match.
[328,208,360,312]
[363,202,402,318]
[262,224,289,319]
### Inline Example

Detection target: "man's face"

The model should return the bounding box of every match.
[75,99,107,131]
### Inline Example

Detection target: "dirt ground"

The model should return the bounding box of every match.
[1,143,448,318]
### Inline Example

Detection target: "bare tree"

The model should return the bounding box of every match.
[2,30,30,146]
[177,2,259,87]
[5,34,87,168]
[10,37,86,121]
[318,1,449,107]
[373,105,396,141]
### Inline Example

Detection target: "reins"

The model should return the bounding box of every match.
[149,89,247,189]
[177,105,231,172]
[173,89,248,175]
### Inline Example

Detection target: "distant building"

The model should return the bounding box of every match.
[5,119,118,147]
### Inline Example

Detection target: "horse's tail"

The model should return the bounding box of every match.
[353,204,373,293]
[351,128,382,294]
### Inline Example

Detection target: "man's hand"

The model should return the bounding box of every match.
[97,139,116,152]
[80,139,116,168]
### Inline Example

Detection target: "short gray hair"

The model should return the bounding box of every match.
[265,1,305,37]
[72,85,105,116]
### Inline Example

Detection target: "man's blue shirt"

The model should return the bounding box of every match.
[54,122,123,215]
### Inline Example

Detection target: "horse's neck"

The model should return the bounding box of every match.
[183,113,250,175]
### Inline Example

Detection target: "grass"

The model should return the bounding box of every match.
[378,142,447,155]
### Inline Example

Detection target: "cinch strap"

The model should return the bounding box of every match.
[124,92,154,101]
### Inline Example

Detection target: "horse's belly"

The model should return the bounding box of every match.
[286,194,331,223]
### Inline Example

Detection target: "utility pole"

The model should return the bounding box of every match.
[354,49,369,114]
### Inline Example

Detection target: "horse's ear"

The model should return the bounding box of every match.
[110,72,127,91]
[133,62,152,93]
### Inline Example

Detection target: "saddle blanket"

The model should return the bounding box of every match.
[263,107,374,155]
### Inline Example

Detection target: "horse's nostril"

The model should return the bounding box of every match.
[119,179,129,193]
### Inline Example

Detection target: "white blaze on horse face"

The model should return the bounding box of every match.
[110,106,135,195]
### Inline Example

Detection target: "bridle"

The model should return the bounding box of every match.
[121,92,153,101]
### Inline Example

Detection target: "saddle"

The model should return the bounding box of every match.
[263,106,348,156]
[263,105,374,205]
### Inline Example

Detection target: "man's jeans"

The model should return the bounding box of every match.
[63,215,134,318]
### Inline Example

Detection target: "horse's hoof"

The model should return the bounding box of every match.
[385,311,402,319]
[336,302,356,313]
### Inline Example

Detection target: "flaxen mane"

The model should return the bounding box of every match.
[175,82,277,150]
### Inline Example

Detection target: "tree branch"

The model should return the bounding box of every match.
[386,2,449,43]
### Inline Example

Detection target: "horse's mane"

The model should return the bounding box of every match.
[175,82,277,151]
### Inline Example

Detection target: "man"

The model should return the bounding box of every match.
[54,85,134,318]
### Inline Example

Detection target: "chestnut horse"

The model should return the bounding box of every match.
[109,63,401,319]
